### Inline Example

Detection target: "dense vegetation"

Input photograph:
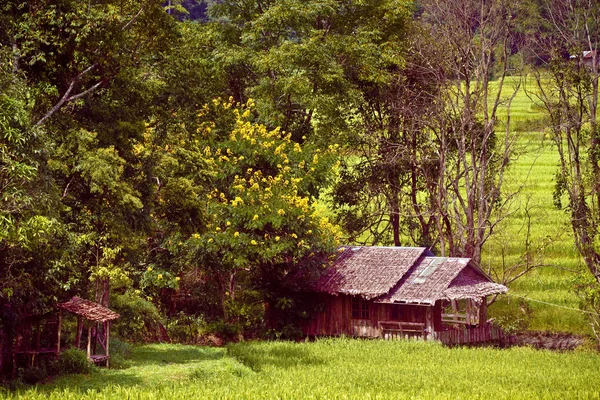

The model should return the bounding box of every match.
[3,340,600,399]
[1,0,600,382]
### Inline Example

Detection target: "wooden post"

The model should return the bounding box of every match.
[425,307,435,341]
[87,325,92,360]
[451,300,458,324]
[105,321,110,368]
[57,311,62,353]
[75,316,83,348]
[479,296,488,326]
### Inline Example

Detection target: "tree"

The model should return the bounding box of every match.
[206,0,411,143]
[527,0,600,283]
[332,0,524,265]
[169,100,340,328]
[416,0,523,264]
[332,22,443,247]
[524,0,600,343]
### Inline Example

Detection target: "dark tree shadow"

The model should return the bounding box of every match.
[227,342,326,372]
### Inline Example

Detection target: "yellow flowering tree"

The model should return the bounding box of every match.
[177,99,340,330]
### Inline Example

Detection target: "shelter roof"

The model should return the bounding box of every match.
[58,296,120,322]
[443,266,508,300]
[313,246,431,300]
[313,246,507,303]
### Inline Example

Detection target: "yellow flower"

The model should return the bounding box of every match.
[147,267,153,272]
[253,214,259,221]
[277,209,285,216]
[251,240,258,245]
[193,233,200,239]
[176,277,180,281]
[291,233,298,239]
[234,231,240,237]
[157,274,163,280]
[208,238,214,243]
[216,227,221,232]
[226,221,231,226]
[275,236,280,242]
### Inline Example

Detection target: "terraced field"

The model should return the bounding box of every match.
[483,77,591,334]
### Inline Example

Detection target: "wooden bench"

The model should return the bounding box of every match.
[378,321,426,340]
[89,354,110,366]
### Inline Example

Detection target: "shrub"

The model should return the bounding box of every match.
[166,313,205,344]
[56,349,93,375]
[205,320,242,342]
[108,337,133,369]
[111,292,164,342]
[20,366,47,385]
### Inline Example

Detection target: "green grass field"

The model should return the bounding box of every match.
[3,341,599,400]
[481,77,593,334]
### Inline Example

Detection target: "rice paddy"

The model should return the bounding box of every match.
[481,76,593,334]
[3,340,599,400]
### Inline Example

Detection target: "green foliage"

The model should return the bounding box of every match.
[7,341,600,399]
[111,292,163,342]
[205,320,242,342]
[20,366,47,385]
[108,338,133,369]
[206,0,410,142]
[572,273,600,345]
[169,99,340,324]
[166,313,205,344]
[56,349,93,375]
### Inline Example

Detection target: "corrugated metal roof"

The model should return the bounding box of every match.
[313,246,429,300]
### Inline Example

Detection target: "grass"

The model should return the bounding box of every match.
[480,76,594,334]
[3,341,599,399]
[326,75,594,335]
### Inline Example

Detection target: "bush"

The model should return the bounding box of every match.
[56,349,93,375]
[108,337,133,369]
[166,312,205,343]
[205,320,242,342]
[111,292,164,342]
[21,366,47,385]
[109,337,133,359]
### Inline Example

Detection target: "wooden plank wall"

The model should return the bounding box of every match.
[434,324,505,346]
[303,295,430,338]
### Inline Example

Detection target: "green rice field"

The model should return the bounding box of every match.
[3,341,599,399]
[482,77,592,334]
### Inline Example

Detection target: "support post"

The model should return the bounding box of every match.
[479,296,488,326]
[75,316,83,348]
[466,299,472,325]
[105,321,110,368]
[87,325,92,360]
[425,307,435,341]
[57,311,62,353]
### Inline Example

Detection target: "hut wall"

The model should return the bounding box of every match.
[303,295,429,338]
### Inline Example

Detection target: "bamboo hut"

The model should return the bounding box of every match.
[57,296,120,367]
[304,246,508,345]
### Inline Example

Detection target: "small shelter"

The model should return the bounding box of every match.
[58,296,120,367]
[303,246,508,345]
[6,296,119,374]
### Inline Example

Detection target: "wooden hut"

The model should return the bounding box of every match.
[304,246,508,345]
[6,297,119,374]
[57,297,120,367]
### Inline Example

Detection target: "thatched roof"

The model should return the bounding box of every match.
[443,266,508,300]
[313,247,431,300]
[314,246,507,303]
[379,257,507,305]
[58,296,120,322]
